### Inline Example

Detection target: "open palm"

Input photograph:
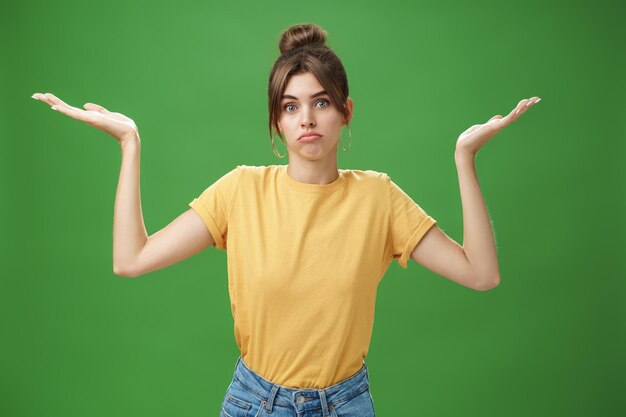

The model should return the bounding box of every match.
[456,96,541,156]
[32,92,139,143]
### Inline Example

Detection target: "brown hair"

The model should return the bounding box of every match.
[268,23,350,144]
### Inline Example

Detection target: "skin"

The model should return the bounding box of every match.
[277,71,354,186]
[411,96,541,290]
[30,87,541,290]
[30,92,139,144]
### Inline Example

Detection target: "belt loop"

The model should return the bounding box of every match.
[265,384,279,413]
[319,389,330,417]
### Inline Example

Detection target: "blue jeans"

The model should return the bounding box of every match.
[220,356,376,417]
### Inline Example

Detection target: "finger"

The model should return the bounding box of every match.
[83,103,110,113]
[507,98,531,120]
[35,92,76,111]
[524,96,541,107]
[43,92,73,108]
[32,93,54,105]
[515,98,531,114]
[501,96,539,125]
[50,104,98,123]
[32,92,99,124]
[516,98,528,107]
[498,105,521,126]
[515,96,542,117]
[85,104,130,123]
[44,93,95,116]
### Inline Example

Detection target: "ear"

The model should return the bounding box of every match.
[344,97,354,125]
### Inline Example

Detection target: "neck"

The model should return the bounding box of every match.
[286,156,339,185]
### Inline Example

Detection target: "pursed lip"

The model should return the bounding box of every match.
[298,132,322,140]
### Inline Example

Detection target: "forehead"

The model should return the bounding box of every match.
[282,72,324,97]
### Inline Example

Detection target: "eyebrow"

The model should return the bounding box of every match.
[281,90,329,100]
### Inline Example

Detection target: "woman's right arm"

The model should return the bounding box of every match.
[114,137,216,276]
[115,137,216,276]
[33,93,216,278]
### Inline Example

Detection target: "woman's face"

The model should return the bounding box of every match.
[278,72,353,161]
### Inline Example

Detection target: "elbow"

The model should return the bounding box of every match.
[474,275,501,291]
[113,254,142,277]
[113,265,128,277]
[113,264,137,278]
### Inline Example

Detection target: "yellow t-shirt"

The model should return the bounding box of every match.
[189,165,436,389]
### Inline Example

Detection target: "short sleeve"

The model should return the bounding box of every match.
[387,175,437,269]
[188,166,242,250]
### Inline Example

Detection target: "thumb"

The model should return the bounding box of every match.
[487,115,503,124]
[83,103,109,113]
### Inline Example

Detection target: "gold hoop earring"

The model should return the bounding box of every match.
[339,125,352,152]
[271,132,287,159]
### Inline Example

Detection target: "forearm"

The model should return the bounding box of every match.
[113,135,148,275]
[454,150,501,288]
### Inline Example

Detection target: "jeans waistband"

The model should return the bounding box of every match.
[232,355,370,414]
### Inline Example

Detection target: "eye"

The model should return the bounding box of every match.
[316,99,330,108]
[284,103,297,112]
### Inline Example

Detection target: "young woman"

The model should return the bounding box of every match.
[33,22,539,417]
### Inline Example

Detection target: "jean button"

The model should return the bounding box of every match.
[297,396,305,404]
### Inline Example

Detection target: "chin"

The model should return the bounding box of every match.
[300,151,326,161]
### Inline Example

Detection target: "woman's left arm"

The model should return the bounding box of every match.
[411,96,541,291]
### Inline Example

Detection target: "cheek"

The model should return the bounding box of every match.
[326,117,344,133]
[325,111,344,125]
[279,114,295,128]
[280,120,295,134]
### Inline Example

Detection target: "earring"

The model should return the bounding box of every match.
[339,125,352,152]
[271,132,287,159]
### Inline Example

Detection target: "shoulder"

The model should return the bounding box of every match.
[343,167,387,178]
[343,168,390,187]
[234,165,281,176]
[232,165,282,186]
[235,164,279,173]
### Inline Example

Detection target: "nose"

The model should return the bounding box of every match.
[300,107,316,128]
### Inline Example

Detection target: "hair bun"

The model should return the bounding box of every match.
[279,23,328,55]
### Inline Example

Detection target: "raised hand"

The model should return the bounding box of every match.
[455,96,541,156]
[32,92,139,144]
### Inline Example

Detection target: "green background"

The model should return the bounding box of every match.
[2,0,624,416]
